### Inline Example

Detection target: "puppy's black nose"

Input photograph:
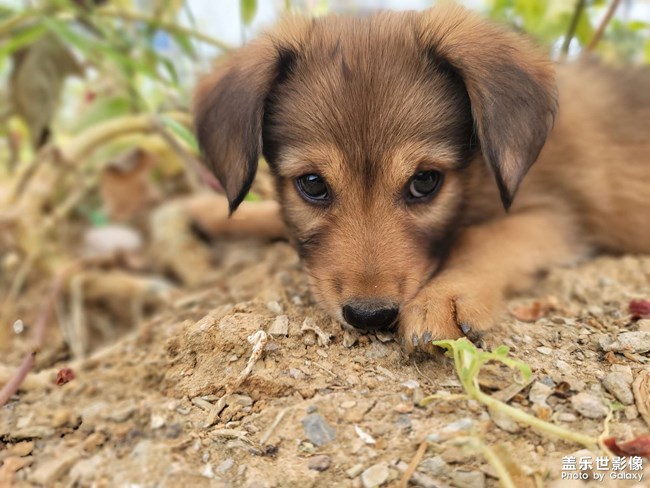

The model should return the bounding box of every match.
[342,301,399,332]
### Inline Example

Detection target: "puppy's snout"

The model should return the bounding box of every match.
[342,300,399,332]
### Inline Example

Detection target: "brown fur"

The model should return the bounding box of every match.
[193,4,650,351]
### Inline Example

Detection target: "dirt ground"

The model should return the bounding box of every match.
[2,235,650,487]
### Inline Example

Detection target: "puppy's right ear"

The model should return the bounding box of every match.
[194,20,305,214]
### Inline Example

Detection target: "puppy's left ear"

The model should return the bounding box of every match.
[419,5,558,209]
[194,18,306,214]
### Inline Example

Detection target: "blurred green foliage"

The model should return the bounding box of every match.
[485,0,649,63]
[0,0,648,167]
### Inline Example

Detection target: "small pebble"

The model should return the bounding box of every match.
[571,392,608,419]
[419,456,448,477]
[451,470,486,488]
[217,458,234,473]
[308,455,331,472]
[557,412,577,422]
[347,463,364,478]
[599,331,650,354]
[529,381,553,407]
[602,372,634,405]
[361,463,389,488]
[536,346,553,355]
[301,413,336,447]
[268,315,289,336]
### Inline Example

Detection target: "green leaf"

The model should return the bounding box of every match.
[240,0,258,26]
[159,115,199,154]
[0,23,47,59]
[72,96,132,132]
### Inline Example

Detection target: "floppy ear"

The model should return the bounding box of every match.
[419,5,558,209]
[193,19,306,214]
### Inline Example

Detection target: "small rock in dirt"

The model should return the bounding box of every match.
[29,450,81,485]
[266,301,283,314]
[347,463,365,478]
[82,432,106,452]
[536,346,553,355]
[343,330,358,348]
[452,470,485,488]
[150,414,166,429]
[301,413,336,447]
[268,315,289,336]
[361,463,389,488]
[288,368,303,379]
[602,372,634,405]
[488,405,520,433]
[529,381,553,407]
[426,418,475,443]
[624,405,639,420]
[557,412,577,422]
[401,380,420,389]
[599,331,650,354]
[375,331,394,343]
[229,394,253,407]
[308,455,331,472]
[341,400,357,409]
[217,458,234,473]
[7,441,33,457]
[355,425,376,445]
[571,392,608,419]
[419,456,448,477]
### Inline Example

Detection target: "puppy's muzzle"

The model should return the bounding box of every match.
[342,300,399,332]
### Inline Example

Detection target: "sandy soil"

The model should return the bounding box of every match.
[1,237,650,487]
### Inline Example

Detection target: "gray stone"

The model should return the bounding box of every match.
[529,381,553,407]
[308,455,331,472]
[268,315,289,336]
[217,458,234,473]
[361,463,389,488]
[602,372,634,405]
[301,413,336,447]
[599,331,650,354]
[571,392,608,419]
[419,456,448,477]
[451,470,485,488]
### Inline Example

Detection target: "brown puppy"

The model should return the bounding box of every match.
[193,4,650,352]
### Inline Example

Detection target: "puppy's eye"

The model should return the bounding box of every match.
[296,174,330,203]
[407,171,443,201]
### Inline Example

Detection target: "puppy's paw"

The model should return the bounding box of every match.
[398,276,502,354]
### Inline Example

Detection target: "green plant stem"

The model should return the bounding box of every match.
[473,384,598,450]
[561,0,586,56]
[475,441,516,488]
[0,6,232,52]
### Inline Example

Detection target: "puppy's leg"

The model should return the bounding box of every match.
[399,209,585,352]
[185,193,286,240]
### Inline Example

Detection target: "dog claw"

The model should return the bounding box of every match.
[412,334,419,347]
[459,322,485,348]
[422,331,432,345]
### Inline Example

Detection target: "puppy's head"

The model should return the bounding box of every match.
[195,5,557,332]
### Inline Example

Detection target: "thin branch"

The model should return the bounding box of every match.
[586,0,622,52]
[561,0,587,57]
[95,8,233,51]
[0,263,79,406]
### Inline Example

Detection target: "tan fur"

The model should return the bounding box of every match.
[193,4,650,352]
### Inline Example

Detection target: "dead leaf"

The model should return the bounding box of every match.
[630,299,650,320]
[632,370,650,428]
[604,435,650,458]
[510,299,554,322]
[100,148,160,221]
[10,33,82,147]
